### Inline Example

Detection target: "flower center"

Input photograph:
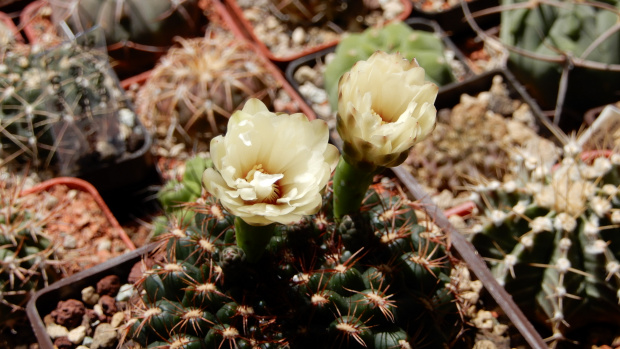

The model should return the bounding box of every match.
[244,164,282,204]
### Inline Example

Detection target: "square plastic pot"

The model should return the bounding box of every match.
[408,0,500,36]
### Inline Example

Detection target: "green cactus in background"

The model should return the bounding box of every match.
[51,0,204,77]
[324,21,457,110]
[0,176,67,332]
[267,0,368,28]
[135,29,283,153]
[154,156,213,237]
[469,145,620,346]
[123,180,468,348]
[0,31,145,175]
[498,0,620,128]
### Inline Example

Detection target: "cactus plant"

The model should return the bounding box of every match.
[402,73,560,206]
[497,0,620,129]
[468,143,620,346]
[50,0,205,77]
[0,175,67,333]
[0,30,145,175]
[123,179,468,349]
[324,21,458,110]
[134,29,283,153]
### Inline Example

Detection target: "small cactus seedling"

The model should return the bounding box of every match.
[469,143,620,346]
[0,30,145,175]
[135,29,283,153]
[324,21,457,110]
[123,180,468,348]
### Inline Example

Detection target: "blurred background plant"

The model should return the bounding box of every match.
[463,0,620,132]
[48,0,207,78]
[466,142,620,347]
[0,29,146,177]
[134,28,285,155]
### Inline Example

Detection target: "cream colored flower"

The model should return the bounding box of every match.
[202,99,339,226]
[337,51,438,170]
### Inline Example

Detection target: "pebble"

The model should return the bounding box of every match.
[293,66,319,85]
[82,286,100,306]
[115,283,135,302]
[46,323,69,339]
[299,82,328,104]
[82,336,93,347]
[292,27,306,46]
[67,325,87,344]
[90,323,117,349]
[63,234,77,249]
[97,238,112,252]
[110,312,125,328]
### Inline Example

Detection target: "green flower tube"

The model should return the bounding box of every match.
[234,217,276,263]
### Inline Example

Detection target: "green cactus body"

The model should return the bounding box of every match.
[324,21,456,110]
[125,179,467,348]
[135,30,282,153]
[0,33,144,175]
[470,148,620,344]
[499,0,620,125]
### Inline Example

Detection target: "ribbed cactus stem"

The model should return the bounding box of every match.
[332,156,378,219]
[233,217,276,263]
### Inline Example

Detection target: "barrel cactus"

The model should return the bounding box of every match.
[324,21,457,109]
[135,29,282,153]
[498,0,620,129]
[469,144,620,346]
[0,32,144,175]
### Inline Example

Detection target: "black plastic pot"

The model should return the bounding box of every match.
[408,0,500,36]
[26,243,158,349]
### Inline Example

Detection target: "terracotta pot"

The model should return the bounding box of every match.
[0,8,24,42]
[27,242,157,349]
[20,177,136,251]
[222,0,413,64]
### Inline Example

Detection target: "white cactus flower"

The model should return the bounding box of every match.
[337,51,437,170]
[202,99,340,226]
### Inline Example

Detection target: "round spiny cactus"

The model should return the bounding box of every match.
[469,144,620,346]
[135,29,282,153]
[0,35,144,175]
[123,179,468,348]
